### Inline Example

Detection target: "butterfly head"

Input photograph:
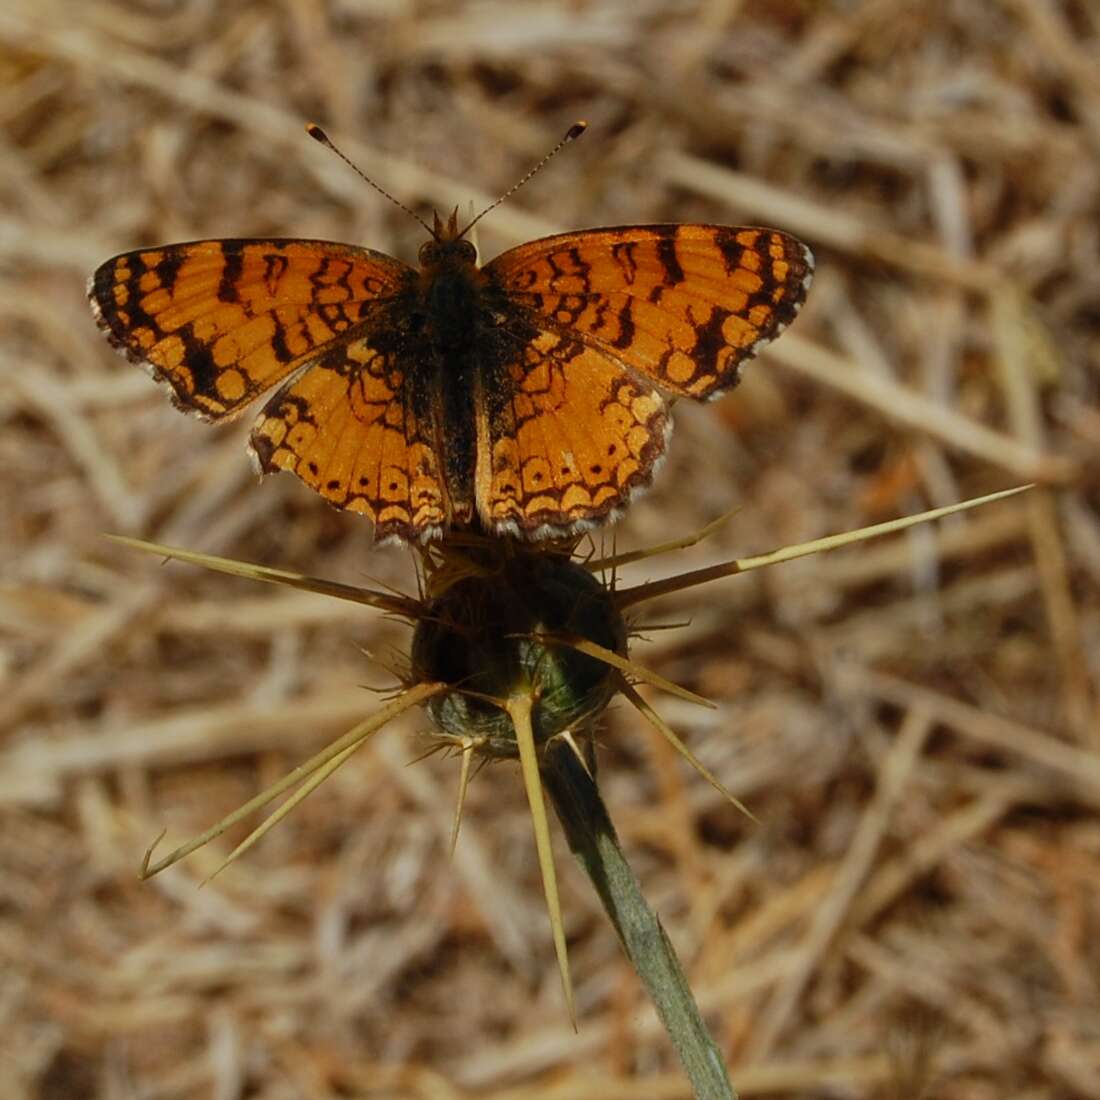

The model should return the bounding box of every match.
[419,207,478,269]
[306,120,586,272]
[419,121,588,267]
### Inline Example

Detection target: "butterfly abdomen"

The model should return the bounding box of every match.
[415,264,491,528]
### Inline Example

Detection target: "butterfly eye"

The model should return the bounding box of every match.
[418,241,439,265]
[456,240,477,263]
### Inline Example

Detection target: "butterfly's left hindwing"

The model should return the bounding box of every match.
[250,331,449,544]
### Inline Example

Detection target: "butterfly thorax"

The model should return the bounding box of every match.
[416,248,490,351]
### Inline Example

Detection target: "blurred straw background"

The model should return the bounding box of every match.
[2,2,1099,1097]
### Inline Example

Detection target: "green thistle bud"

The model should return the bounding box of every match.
[412,548,626,756]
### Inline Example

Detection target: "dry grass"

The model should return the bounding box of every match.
[2,1,1099,1097]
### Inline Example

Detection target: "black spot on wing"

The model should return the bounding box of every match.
[154,250,187,292]
[713,229,750,278]
[262,253,289,296]
[184,342,219,397]
[655,232,684,285]
[610,239,639,286]
[216,248,245,304]
[610,296,636,350]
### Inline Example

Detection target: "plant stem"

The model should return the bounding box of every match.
[542,738,736,1100]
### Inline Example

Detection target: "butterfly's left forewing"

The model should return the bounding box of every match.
[89,239,412,420]
[484,224,813,402]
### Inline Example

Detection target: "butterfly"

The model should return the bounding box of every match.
[89,123,813,544]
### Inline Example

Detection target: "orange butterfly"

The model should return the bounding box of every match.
[89,123,813,544]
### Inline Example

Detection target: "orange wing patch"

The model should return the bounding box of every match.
[477,334,669,537]
[485,224,812,401]
[250,335,448,544]
[89,239,411,419]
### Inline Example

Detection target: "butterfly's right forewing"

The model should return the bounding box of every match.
[486,225,813,402]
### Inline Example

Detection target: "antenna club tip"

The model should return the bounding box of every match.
[565,121,588,142]
[305,122,329,143]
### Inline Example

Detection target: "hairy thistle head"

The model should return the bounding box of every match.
[412,542,627,757]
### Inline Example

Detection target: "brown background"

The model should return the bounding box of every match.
[2,2,1098,1097]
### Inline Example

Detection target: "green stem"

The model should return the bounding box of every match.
[541,738,736,1100]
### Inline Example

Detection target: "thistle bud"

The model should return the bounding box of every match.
[412,548,625,757]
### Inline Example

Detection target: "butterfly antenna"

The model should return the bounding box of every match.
[306,123,434,237]
[458,120,587,239]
